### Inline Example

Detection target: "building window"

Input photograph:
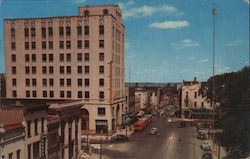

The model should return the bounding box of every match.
[77,66,82,74]
[60,53,64,62]
[17,150,21,159]
[66,41,71,49]
[99,40,104,48]
[99,66,104,74]
[11,42,16,50]
[41,27,46,38]
[43,91,47,97]
[26,79,30,86]
[27,121,31,137]
[77,53,82,61]
[202,102,204,107]
[59,26,64,36]
[42,78,47,86]
[60,91,64,98]
[99,25,104,35]
[11,28,15,37]
[60,41,64,49]
[77,26,82,35]
[32,79,37,86]
[66,27,71,36]
[99,53,104,61]
[49,66,53,74]
[28,144,31,159]
[67,78,71,86]
[194,102,197,107]
[26,91,30,97]
[42,54,47,62]
[67,91,71,98]
[31,54,36,62]
[85,91,89,98]
[25,54,30,62]
[84,53,89,61]
[49,78,54,86]
[41,117,45,133]
[60,78,64,86]
[13,90,17,97]
[99,78,104,86]
[31,42,36,50]
[66,66,71,74]
[12,78,16,86]
[99,91,104,99]
[194,92,197,98]
[60,66,64,74]
[34,119,38,135]
[50,91,54,98]
[12,54,16,62]
[66,53,71,61]
[32,66,36,74]
[84,10,89,16]
[42,66,47,74]
[84,40,89,49]
[78,91,83,98]
[8,153,13,159]
[77,40,82,49]
[84,25,89,35]
[98,107,105,115]
[78,78,82,86]
[48,27,53,36]
[103,9,109,15]
[33,91,37,97]
[26,66,30,74]
[25,42,29,50]
[42,41,46,50]
[31,28,35,37]
[85,78,89,87]
[12,66,16,74]
[85,66,89,74]
[49,54,53,62]
[24,28,29,37]
[49,41,53,49]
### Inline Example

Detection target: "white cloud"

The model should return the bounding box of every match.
[189,57,196,60]
[73,0,88,4]
[226,39,242,47]
[199,59,209,63]
[119,2,182,18]
[243,0,250,5]
[172,38,199,49]
[125,39,130,49]
[149,20,189,29]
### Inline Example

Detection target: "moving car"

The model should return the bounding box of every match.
[149,127,160,135]
[110,134,128,142]
[200,141,211,150]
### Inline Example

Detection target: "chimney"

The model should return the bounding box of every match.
[194,77,197,82]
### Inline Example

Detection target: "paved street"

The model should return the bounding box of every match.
[92,116,204,159]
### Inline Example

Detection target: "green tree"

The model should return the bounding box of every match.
[201,66,250,157]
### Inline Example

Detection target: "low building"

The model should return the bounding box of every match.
[47,115,60,159]
[180,78,213,119]
[48,101,82,159]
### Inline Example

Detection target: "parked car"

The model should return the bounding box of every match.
[110,134,128,142]
[197,132,207,140]
[149,127,160,135]
[200,141,211,150]
[202,152,213,159]
[91,144,101,153]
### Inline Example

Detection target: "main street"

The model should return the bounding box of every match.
[95,116,204,159]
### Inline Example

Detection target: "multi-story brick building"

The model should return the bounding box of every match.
[4,5,125,134]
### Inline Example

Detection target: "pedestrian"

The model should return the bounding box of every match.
[157,132,160,137]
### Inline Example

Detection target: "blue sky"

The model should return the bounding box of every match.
[0,0,249,83]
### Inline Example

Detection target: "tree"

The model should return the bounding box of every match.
[201,66,250,157]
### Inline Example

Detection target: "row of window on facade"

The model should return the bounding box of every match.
[12,78,105,87]
[11,52,105,63]
[11,90,105,99]
[11,39,105,50]
[1,149,21,159]
[11,65,105,75]
[10,25,104,38]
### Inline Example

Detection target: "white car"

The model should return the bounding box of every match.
[149,127,160,135]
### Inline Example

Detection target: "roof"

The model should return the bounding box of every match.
[0,107,24,132]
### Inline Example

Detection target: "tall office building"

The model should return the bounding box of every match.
[4,5,125,134]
